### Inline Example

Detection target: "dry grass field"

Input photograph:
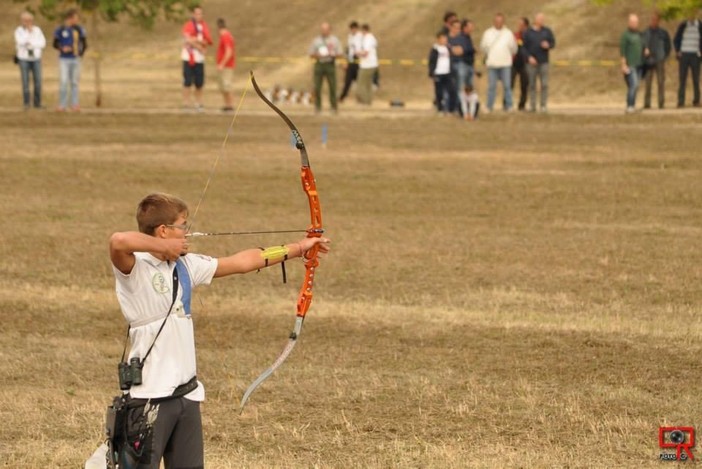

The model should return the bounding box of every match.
[1,100,701,468]
[1,0,702,468]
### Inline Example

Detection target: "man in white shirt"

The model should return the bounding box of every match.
[14,11,46,110]
[356,24,378,105]
[480,12,517,112]
[109,193,330,468]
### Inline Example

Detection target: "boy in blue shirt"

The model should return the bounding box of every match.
[53,9,86,111]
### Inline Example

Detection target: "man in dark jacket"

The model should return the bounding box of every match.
[642,11,672,109]
[511,17,530,111]
[673,14,702,107]
[523,12,556,112]
[461,19,476,87]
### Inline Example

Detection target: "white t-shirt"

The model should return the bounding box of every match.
[461,90,480,118]
[480,27,517,68]
[113,252,218,400]
[433,44,451,75]
[14,25,46,61]
[360,33,378,69]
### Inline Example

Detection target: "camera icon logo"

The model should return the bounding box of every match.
[659,426,695,461]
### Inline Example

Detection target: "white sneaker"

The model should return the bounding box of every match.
[625,106,635,114]
[84,443,108,469]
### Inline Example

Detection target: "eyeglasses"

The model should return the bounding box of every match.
[165,223,190,232]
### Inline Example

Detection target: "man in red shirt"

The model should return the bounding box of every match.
[216,18,236,112]
[181,6,212,111]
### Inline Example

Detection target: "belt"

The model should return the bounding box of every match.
[127,376,199,405]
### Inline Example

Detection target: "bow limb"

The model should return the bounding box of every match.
[239,72,324,413]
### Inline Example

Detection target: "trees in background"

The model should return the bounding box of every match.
[14,0,198,106]
[592,0,701,19]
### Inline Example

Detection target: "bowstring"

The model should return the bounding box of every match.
[189,76,252,232]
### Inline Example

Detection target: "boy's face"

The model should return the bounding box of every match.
[438,34,448,45]
[159,213,189,239]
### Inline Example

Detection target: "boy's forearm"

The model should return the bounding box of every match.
[110,231,166,256]
[215,243,306,277]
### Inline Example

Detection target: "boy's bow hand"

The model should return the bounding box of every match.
[299,237,331,256]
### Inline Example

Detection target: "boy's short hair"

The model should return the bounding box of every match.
[464,84,474,93]
[217,18,226,29]
[64,8,78,20]
[436,31,447,39]
[443,11,457,23]
[136,193,189,235]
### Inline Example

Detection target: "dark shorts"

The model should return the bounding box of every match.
[183,62,205,89]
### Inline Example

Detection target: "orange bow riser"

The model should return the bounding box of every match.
[239,72,324,412]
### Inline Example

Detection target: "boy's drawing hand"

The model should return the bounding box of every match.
[163,238,189,261]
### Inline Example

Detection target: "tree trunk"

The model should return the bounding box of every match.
[92,11,102,107]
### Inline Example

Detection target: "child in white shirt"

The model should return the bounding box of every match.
[460,84,480,120]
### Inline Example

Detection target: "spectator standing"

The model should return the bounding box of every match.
[440,11,458,35]
[339,21,362,103]
[428,32,456,114]
[181,6,212,111]
[511,17,530,111]
[15,11,46,110]
[53,9,86,112]
[480,13,517,112]
[308,22,343,113]
[523,12,556,113]
[673,14,702,107]
[448,19,471,115]
[461,19,476,87]
[216,18,235,112]
[356,24,378,105]
[642,12,672,109]
[620,13,644,113]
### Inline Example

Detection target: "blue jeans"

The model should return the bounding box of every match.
[59,58,81,108]
[466,65,474,88]
[452,61,470,114]
[19,59,42,107]
[487,67,512,111]
[625,67,641,108]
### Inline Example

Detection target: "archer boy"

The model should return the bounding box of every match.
[108,192,330,469]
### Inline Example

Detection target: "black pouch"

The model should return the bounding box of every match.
[105,395,128,469]
[118,399,156,467]
[13,55,18,65]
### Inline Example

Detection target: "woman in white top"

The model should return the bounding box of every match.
[14,11,46,109]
